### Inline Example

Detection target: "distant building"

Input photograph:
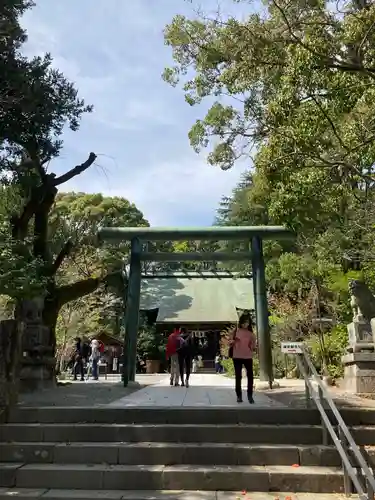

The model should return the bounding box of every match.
[140,271,255,368]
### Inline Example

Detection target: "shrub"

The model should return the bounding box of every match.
[308,324,348,379]
[137,318,166,361]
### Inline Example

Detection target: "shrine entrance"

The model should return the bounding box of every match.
[98,225,294,388]
[191,330,219,367]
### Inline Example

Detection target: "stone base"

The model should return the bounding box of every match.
[347,320,374,352]
[19,357,56,392]
[342,352,375,394]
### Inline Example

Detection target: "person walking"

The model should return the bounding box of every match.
[166,328,180,386]
[177,328,194,388]
[192,356,198,373]
[215,353,223,373]
[73,337,85,381]
[89,338,100,380]
[229,314,257,404]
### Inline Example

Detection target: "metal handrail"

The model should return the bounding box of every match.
[296,347,375,500]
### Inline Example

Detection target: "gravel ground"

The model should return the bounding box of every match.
[17,374,167,407]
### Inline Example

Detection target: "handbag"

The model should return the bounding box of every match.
[228,329,237,359]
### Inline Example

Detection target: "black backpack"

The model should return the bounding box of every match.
[176,334,189,354]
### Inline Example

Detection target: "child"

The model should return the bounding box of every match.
[192,357,198,373]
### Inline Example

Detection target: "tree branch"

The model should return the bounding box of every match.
[56,271,125,307]
[271,0,375,76]
[11,186,42,239]
[309,95,349,152]
[50,238,74,275]
[56,277,102,307]
[53,152,97,186]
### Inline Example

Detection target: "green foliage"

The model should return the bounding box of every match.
[136,317,166,361]
[52,192,148,347]
[164,1,375,185]
[52,192,148,282]
[164,1,375,231]
[0,186,46,298]
[221,358,234,377]
[0,222,46,298]
[309,325,348,379]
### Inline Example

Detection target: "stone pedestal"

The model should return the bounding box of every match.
[342,352,375,394]
[18,299,55,392]
[347,320,374,352]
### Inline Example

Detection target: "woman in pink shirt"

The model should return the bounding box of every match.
[229,314,257,404]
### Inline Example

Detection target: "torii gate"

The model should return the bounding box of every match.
[98,226,294,388]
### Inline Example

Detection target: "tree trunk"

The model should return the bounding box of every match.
[8,154,98,391]
[42,272,124,366]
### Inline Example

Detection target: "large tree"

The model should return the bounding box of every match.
[164,0,375,230]
[0,1,137,356]
[52,193,148,363]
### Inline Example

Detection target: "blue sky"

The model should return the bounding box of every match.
[21,0,251,226]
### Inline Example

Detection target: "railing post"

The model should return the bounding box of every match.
[318,385,329,445]
[339,427,353,497]
[301,354,311,408]
[366,476,374,500]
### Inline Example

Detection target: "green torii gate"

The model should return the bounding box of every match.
[98,225,294,388]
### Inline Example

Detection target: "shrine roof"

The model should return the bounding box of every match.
[139,271,254,324]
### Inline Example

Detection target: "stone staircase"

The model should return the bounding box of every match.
[1,406,374,499]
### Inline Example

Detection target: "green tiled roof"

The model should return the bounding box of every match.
[140,272,254,323]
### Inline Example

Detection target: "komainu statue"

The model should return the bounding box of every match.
[349,279,375,323]
[347,279,375,351]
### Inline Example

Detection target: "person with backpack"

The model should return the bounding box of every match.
[228,314,257,404]
[177,328,194,388]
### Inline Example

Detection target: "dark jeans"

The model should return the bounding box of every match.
[233,358,254,398]
[178,353,191,383]
[73,357,84,380]
[92,358,99,380]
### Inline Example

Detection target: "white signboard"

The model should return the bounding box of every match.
[281,342,303,354]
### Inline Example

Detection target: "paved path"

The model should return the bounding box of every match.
[107,374,285,407]
[17,375,166,407]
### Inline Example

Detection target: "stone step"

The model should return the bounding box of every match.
[1,423,375,445]
[0,442,354,467]
[0,463,346,493]
[0,489,360,500]
[0,424,325,444]
[8,407,375,426]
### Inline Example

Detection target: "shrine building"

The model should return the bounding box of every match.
[139,271,255,368]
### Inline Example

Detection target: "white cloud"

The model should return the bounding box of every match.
[60,154,248,226]
[20,0,248,226]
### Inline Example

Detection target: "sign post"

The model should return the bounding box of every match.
[281,342,311,406]
[281,342,303,354]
